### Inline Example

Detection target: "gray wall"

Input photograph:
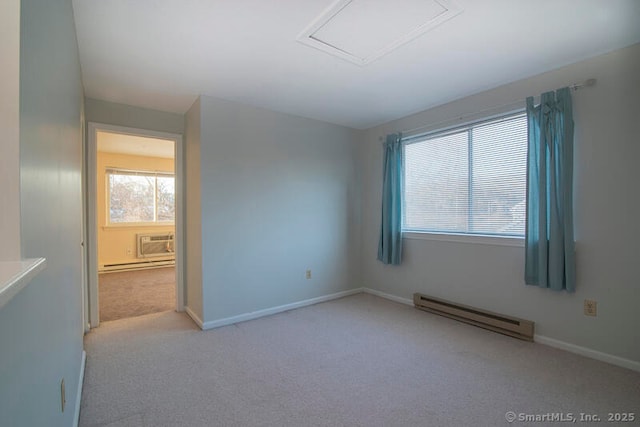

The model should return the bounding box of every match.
[187,96,362,323]
[0,0,85,426]
[84,98,184,135]
[0,0,21,260]
[359,43,640,363]
[184,98,203,319]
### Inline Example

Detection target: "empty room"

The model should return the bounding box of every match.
[1,1,639,427]
[94,130,178,323]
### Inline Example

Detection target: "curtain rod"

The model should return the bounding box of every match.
[570,78,597,91]
[380,78,597,141]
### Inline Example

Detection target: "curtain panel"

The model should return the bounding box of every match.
[525,88,575,292]
[377,133,403,265]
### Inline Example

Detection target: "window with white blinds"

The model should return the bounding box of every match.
[403,112,527,237]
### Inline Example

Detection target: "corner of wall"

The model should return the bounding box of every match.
[184,97,203,320]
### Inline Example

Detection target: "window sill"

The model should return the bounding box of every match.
[403,231,524,247]
[103,223,175,229]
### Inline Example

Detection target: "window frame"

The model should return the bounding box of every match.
[105,167,176,227]
[401,110,527,246]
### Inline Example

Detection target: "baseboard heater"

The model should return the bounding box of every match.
[100,259,175,273]
[413,293,534,341]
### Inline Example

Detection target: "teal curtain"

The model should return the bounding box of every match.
[525,88,575,291]
[377,133,403,265]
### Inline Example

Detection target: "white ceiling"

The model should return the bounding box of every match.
[97,131,175,159]
[73,0,640,130]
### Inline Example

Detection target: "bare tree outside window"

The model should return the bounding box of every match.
[107,170,175,224]
[156,175,175,222]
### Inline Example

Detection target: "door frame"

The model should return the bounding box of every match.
[86,122,185,328]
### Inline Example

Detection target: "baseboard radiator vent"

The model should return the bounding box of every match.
[100,260,175,273]
[137,233,175,258]
[413,293,534,341]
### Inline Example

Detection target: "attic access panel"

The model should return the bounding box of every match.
[297,0,462,66]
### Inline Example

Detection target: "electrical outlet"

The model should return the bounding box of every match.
[126,247,132,255]
[584,299,597,317]
[306,270,312,280]
[60,378,66,412]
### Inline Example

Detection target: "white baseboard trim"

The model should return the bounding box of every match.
[187,286,640,372]
[535,334,640,373]
[363,287,640,373]
[184,306,204,329]
[200,288,363,330]
[362,287,414,306]
[73,350,86,427]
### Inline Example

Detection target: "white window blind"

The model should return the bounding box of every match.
[403,112,527,237]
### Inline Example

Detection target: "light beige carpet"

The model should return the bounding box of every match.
[80,293,640,427]
[98,267,175,322]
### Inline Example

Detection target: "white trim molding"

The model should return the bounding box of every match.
[196,288,363,330]
[73,350,87,427]
[186,287,640,373]
[403,231,524,247]
[534,334,640,373]
[362,288,413,306]
[364,287,640,372]
[86,122,185,329]
[185,306,204,329]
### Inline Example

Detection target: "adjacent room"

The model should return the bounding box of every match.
[95,131,177,322]
[1,1,639,426]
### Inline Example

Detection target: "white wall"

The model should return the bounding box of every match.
[187,95,362,323]
[359,43,640,364]
[84,98,184,135]
[0,0,21,261]
[184,98,203,319]
[0,0,85,426]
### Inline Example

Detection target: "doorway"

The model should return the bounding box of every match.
[86,123,184,327]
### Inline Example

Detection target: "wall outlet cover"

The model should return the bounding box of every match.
[584,299,597,317]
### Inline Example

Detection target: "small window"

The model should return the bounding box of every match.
[403,112,527,237]
[106,169,175,225]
